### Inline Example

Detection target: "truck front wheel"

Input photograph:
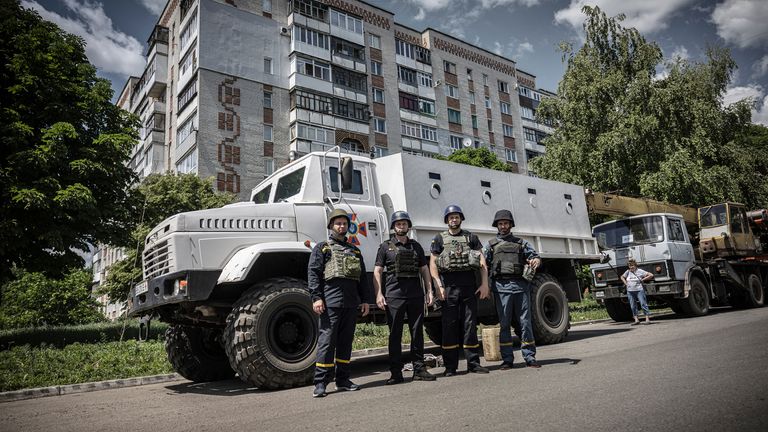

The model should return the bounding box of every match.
[604,298,633,322]
[165,325,235,382]
[530,273,570,345]
[224,277,317,390]
[682,277,710,316]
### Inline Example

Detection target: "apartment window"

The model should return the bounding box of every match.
[469,91,476,105]
[179,9,197,50]
[373,118,386,133]
[414,46,431,64]
[505,148,517,162]
[421,125,437,142]
[447,108,461,124]
[292,0,327,21]
[372,88,384,103]
[369,33,380,49]
[177,111,197,145]
[333,66,367,92]
[502,124,514,137]
[264,158,275,176]
[485,96,491,109]
[371,60,382,76]
[450,135,462,150]
[293,25,330,50]
[487,119,493,130]
[395,39,413,58]
[500,101,511,114]
[398,65,417,86]
[443,60,456,75]
[482,74,488,85]
[292,89,332,113]
[264,91,272,108]
[176,147,198,174]
[419,98,435,115]
[519,86,532,97]
[417,71,433,87]
[467,68,473,80]
[331,10,363,34]
[294,123,330,142]
[179,48,196,76]
[524,127,536,142]
[521,106,534,119]
[178,77,197,111]
[332,38,365,61]
[471,115,478,129]
[498,80,509,93]
[296,56,331,81]
[333,98,368,122]
[444,84,459,99]
[262,0,272,12]
[264,57,273,74]
[264,125,273,142]
[399,91,418,112]
[374,147,388,158]
[401,121,419,138]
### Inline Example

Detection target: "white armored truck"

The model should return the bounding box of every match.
[130,150,601,388]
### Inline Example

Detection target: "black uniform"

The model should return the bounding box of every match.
[431,230,483,372]
[375,237,428,375]
[308,236,369,385]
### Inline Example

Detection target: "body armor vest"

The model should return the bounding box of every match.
[386,241,420,278]
[323,243,362,281]
[437,232,481,272]
[489,238,525,277]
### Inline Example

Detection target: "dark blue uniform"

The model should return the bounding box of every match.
[308,236,369,385]
[431,230,483,372]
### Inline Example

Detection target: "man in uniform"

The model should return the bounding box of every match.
[373,211,437,385]
[429,205,491,376]
[484,209,541,369]
[308,208,371,397]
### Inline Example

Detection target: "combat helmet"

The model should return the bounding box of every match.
[443,205,465,223]
[327,208,351,229]
[390,211,412,229]
[492,209,515,227]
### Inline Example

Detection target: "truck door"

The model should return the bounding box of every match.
[729,205,755,254]
[666,216,694,275]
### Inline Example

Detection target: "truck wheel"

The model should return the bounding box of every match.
[739,274,765,308]
[424,320,442,346]
[530,273,570,345]
[682,277,710,316]
[604,298,633,322]
[224,277,317,390]
[165,325,235,382]
[669,300,686,316]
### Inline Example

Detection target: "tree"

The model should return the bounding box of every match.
[439,147,511,172]
[0,1,139,281]
[99,173,236,302]
[531,6,759,208]
[0,267,104,329]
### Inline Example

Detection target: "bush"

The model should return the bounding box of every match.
[0,320,169,350]
[0,268,105,329]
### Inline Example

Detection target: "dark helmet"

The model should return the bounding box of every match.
[390,211,412,229]
[443,205,465,223]
[327,208,350,229]
[492,209,515,228]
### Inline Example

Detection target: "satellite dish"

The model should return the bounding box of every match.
[462,137,473,148]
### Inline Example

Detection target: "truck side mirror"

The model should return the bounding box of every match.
[341,157,353,191]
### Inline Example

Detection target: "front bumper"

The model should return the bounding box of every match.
[592,281,685,300]
[128,270,221,317]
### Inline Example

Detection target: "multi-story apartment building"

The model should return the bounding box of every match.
[96,0,557,318]
[516,69,555,176]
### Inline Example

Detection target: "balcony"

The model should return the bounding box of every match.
[130,52,168,107]
[522,118,554,134]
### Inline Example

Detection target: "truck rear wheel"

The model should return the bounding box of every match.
[681,277,710,316]
[165,325,235,382]
[733,274,765,308]
[604,298,633,322]
[530,273,569,344]
[224,277,317,390]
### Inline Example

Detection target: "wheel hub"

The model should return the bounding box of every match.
[278,321,299,344]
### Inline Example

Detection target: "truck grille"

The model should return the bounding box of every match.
[198,217,285,230]
[143,239,173,280]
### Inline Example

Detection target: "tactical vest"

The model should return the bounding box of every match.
[386,241,420,278]
[323,243,362,281]
[488,238,525,277]
[437,231,481,272]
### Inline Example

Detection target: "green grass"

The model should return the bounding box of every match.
[569,296,610,322]
[0,321,169,350]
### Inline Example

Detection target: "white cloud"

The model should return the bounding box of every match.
[724,84,768,126]
[21,0,145,76]
[752,55,768,79]
[712,0,768,49]
[414,7,426,21]
[480,0,541,7]
[411,0,540,11]
[669,45,690,61]
[492,39,534,60]
[554,0,696,35]
[138,0,165,15]
[410,0,453,11]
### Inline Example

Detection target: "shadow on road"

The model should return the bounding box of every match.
[166,379,263,396]
[561,327,631,343]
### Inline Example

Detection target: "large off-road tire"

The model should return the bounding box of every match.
[681,277,710,316]
[165,325,235,382]
[424,319,442,346]
[224,277,317,390]
[530,273,570,345]
[604,298,634,322]
[732,274,765,308]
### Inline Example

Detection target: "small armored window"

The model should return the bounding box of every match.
[428,172,441,180]
[528,188,537,195]
[481,180,491,188]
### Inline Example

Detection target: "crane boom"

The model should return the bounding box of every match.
[585,191,698,225]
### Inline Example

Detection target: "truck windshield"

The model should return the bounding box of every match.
[593,216,664,249]
[274,167,305,202]
[699,203,727,228]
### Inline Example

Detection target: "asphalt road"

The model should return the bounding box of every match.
[2,307,768,432]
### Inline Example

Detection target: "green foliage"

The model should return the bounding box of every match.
[0,320,169,350]
[532,6,760,209]
[0,268,105,329]
[0,340,173,391]
[0,1,139,281]
[437,148,511,172]
[100,173,235,302]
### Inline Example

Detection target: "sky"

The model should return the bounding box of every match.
[21,0,768,125]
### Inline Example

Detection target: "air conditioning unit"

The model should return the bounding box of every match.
[280,27,289,35]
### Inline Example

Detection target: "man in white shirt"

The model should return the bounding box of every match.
[621,258,654,325]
